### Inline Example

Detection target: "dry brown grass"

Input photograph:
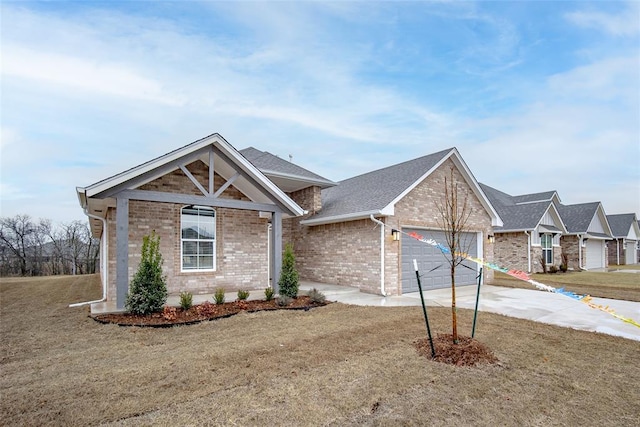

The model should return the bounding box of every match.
[492,270,640,302]
[1,275,639,426]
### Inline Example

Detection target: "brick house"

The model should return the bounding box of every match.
[77,134,306,309]
[78,134,502,308]
[606,213,640,265]
[479,184,567,273]
[557,202,612,270]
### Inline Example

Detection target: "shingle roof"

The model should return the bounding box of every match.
[239,147,335,188]
[557,202,600,233]
[306,148,453,221]
[513,191,557,204]
[479,183,556,231]
[607,213,638,238]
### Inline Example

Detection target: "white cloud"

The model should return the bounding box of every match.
[2,45,183,105]
[566,2,640,37]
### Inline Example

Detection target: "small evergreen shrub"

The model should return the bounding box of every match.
[214,288,226,305]
[125,231,168,315]
[180,291,193,310]
[549,265,559,274]
[276,295,292,307]
[237,289,250,301]
[308,288,326,304]
[278,243,299,298]
[264,287,275,301]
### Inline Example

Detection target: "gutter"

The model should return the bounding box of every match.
[69,209,108,308]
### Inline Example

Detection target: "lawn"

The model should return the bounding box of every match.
[491,269,640,302]
[1,275,639,426]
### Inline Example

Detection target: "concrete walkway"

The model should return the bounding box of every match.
[299,281,640,342]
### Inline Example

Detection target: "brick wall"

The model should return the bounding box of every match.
[494,232,529,273]
[560,235,583,270]
[106,160,271,301]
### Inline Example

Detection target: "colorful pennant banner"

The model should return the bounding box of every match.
[370,216,640,329]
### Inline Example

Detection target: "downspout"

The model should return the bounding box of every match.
[69,210,108,307]
[578,234,583,270]
[617,239,620,265]
[379,218,386,296]
[524,231,531,273]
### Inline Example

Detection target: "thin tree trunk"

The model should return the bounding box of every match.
[451,265,458,343]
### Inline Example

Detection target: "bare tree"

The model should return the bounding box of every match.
[434,166,473,343]
[0,214,37,276]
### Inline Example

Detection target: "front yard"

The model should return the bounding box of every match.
[492,269,640,302]
[1,275,639,426]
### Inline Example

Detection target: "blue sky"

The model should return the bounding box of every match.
[1,1,639,224]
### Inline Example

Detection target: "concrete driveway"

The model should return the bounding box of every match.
[299,281,640,342]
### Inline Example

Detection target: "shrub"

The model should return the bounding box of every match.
[264,287,275,301]
[214,288,226,305]
[237,289,250,301]
[180,291,193,310]
[539,255,547,274]
[278,243,299,298]
[162,306,177,321]
[125,231,168,315]
[549,265,559,274]
[560,253,569,272]
[196,301,216,316]
[307,288,326,304]
[276,295,292,307]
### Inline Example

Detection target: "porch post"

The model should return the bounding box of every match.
[271,210,283,295]
[115,197,129,310]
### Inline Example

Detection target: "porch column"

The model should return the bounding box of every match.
[271,210,283,295]
[115,197,129,310]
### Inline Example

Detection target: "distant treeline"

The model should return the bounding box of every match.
[0,214,99,277]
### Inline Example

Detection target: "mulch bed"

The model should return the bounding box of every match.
[413,333,499,367]
[92,296,328,327]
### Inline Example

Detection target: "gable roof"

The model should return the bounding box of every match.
[78,133,304,235]
[239,147,336,192]
[480,183,566,232]
[301,148,502,227]
[557,202,612,238]
[607,213,640,239]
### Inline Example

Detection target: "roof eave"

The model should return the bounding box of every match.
[300,209,388,227]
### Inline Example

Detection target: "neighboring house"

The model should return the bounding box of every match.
[77,134,306,309]
[78,136,503,306]
[557,202,612,270]
[479,184,567,273]
[606,213,640,265]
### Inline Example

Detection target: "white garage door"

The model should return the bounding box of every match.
[626,241,637,265]
[401,228,478,293]
[585,239,605,270]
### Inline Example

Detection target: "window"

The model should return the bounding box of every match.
[541,233,553,264]
[181,206,215,271]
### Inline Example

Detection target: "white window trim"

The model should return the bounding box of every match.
[541,233,553,264]
[180,205,216,273]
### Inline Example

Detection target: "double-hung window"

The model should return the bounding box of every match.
[541,233,553,265]
[181,206,215,271]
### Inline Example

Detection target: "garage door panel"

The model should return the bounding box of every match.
[626,242,636,265]
[402,229,478,293]
[585,240,604,270]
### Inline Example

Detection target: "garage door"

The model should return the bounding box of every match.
[585,239,604,270]
[626,241,637,265]
[401,228,478,293]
